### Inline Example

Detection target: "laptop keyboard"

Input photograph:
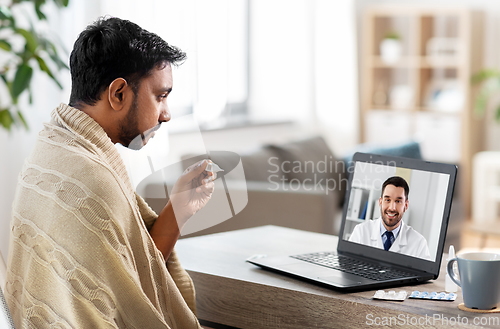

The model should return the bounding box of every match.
[291,252,415,281]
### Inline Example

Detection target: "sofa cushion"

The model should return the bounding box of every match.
[267,136,347,206]
[240,147,285,182]
[180,147,285,182]
[342,140,423,165]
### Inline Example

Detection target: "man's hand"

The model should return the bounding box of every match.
[169,159,216,228]
[149,159,216,260]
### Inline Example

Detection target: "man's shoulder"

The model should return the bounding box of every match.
[24,133,121,196]
[360,218,378,227]
[28,143,109,179]
[352,219,377,232]
[403,222,427,242]
[36,123,100,157]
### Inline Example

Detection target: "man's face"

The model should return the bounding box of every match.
[118,63,173,149]
[379,184,408,230]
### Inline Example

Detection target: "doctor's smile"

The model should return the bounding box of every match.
[383,210,401,227]
[385,212,398,219]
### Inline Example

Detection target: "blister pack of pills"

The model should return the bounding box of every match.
[372,290,407,301]
[409,291,457,301]
[205,162,224,173]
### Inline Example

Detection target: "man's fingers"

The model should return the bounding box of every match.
[201,180,215,190]
[183,159,209,179]
[202,173,216,184]
[196,181,215,193]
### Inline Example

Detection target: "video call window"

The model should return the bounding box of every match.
[342,161,450,261]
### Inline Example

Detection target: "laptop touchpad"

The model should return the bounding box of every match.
[318,274,364,287]
[278,263,363,286]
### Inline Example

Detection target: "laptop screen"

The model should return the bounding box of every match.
[338,152,456,275]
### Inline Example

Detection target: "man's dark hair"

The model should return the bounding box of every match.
[381,176,409,200]
[69,17,186,107]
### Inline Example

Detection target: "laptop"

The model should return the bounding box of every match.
[247,152,457,291]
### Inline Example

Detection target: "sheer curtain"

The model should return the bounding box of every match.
[65,0,356,130]
[248,0,358,149]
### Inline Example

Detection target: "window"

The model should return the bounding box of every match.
[99,0,249,124]
[58,0,358,135]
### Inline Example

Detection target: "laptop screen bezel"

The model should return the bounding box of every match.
[337,152,457,277]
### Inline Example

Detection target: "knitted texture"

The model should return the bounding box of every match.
[5,104,200,328]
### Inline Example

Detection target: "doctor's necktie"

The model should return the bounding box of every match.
[383,231,394,251]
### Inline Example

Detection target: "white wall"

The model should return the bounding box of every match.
[407,170,449,260]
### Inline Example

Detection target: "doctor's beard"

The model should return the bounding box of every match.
[381,210,403,229]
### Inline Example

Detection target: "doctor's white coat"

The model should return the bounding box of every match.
[349,217,431,260]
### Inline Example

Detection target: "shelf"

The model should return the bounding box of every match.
[367,106,462,114]
[420,56,464,68]
[414,107,462,114]
[346,218,366,223]
[366,56,464,68]
[361,5,485,218]
[368,106,414,112]
[367,56,419,68]
[351,183,377,190]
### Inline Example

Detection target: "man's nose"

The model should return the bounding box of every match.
[389,202,397,210]
[159,106,170,122]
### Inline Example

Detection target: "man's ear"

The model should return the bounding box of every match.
[108,78,129,111]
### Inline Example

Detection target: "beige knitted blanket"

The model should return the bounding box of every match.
[5,104,201,328]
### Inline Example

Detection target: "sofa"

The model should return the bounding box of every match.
[141,135,423,239]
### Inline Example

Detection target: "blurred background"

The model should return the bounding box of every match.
[3,0,500,263]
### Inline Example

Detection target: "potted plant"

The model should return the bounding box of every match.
[380,31,402,64]
[471,69,500,121]
[0,0,70,131]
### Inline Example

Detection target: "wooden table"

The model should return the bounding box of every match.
[176,225,500,329]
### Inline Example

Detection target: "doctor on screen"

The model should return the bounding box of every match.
[349,176,431,260]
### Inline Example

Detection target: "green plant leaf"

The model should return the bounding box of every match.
[0,40,11,51]
[495,104,500,122]
[35,55,63,89]
[0,0,70,132]
[471,69,500,85]
[33,0,48,20]
[0,73,12,95]
[12,64,33,101]
[34,5,47,21]
[0,6,12,20]
[49,51,69,70]
[48,43,69,70]
[384,31,400,40]
[54,0,70,7]
[16,110,28,130]
[28,84,33,104]
[37,36,69,70]
[0,5,15,29]
[473,78,500,116]
[0,109,13,130]
[16,28,38,54]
